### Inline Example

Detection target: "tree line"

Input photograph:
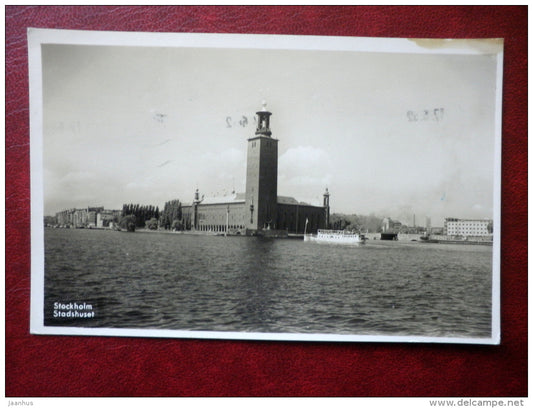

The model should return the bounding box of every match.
[329,213,385,233]
[121,204,160,228]
[159,199,184,230]
[330,213,430,234]
[119,200,184,231]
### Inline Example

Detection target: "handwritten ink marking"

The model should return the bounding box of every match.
[157,160,173,168]
[433,108,444,121]
[154,113,167,123]
[407,108,444,122]
[226,115,256,129]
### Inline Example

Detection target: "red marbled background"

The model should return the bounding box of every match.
[5,6,527,396]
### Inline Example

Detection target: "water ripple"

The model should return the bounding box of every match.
[44,229,493,338]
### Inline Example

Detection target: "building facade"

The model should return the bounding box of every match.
[55,207,119,228]
[181,103,329,235]
[382,217,403,233]
[443,218,492,237]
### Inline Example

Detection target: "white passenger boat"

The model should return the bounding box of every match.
[304,229,363,245]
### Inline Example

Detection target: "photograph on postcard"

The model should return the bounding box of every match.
[29,29,502,343]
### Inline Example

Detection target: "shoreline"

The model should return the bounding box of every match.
[45,226,492,245]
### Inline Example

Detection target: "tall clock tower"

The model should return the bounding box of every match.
[245,102,278,234]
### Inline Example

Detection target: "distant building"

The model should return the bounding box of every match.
[56,208,76,227]
[43,215,57,226]
[382,217,402,233]
[55,206,119,228]
[181,103,329,235]
[86,206,104,228]
[428,227,444,235]
[97,210,122,228]
[443,218,492,237]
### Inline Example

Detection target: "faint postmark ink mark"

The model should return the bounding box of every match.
[407,108,444,122]
[226,115,257,128]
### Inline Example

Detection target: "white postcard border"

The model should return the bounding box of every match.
[28,28,503,345]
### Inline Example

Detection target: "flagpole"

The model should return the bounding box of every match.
[226,205,229,237]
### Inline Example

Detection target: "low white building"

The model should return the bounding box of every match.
[444,218,492,237]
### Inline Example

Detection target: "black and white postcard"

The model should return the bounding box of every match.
[29,29,503,344]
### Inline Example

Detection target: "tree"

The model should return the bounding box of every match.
[171,219,184,231]
[160,199,183,230]
[330,213,351,230]
[119,215,136,232]
[329,213,385,233]
[121,203,160,228]
[146,217,159,230]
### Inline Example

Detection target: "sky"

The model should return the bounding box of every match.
[40,38,500,226]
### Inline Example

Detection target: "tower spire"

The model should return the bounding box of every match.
[245,102,278,234]
[255,100,272,137]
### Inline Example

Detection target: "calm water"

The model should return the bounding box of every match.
[44,228,493,338]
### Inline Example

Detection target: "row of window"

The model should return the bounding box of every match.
[447,226,488,230]
[446,222,489,226]
[251,140,275,148]
[196,225,245,232]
